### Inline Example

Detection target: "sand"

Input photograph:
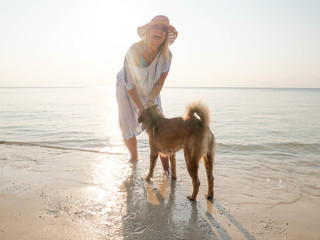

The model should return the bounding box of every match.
[1,144,320,240]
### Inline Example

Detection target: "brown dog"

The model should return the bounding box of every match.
[138,101,215,201]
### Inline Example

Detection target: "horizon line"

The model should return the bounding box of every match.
[0,86,319,90]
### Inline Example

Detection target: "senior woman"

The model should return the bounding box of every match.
[116,15,178,173]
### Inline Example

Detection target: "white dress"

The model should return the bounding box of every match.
[116,50,172,140]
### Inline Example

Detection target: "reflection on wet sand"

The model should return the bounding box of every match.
[122,165,255,240]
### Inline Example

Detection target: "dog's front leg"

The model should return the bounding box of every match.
[145,150,158,181]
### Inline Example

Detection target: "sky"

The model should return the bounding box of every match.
[0,0,319,88]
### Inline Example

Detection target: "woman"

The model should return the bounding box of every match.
[116,15,178,173]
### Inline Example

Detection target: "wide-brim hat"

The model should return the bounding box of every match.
[137,15,178,45]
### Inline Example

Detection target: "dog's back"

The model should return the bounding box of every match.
[149,102,213,154]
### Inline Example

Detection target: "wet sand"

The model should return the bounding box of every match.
[1,144,320,239]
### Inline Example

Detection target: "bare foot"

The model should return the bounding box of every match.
[129,157,138,164]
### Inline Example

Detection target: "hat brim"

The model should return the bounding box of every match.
[137,24,178,45]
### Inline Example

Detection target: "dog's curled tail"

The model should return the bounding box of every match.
[185,101,210,128]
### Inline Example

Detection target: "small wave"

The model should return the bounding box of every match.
[0,141,125,155]
[217,142,320,155]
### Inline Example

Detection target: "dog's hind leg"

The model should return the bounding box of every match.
[185,152,201,201]
[169,154,177,179]
[203,152,214,199]
[146,150,158,181]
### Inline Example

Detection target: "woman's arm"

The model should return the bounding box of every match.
[147,72,168,107]
[124,43,145,115]
[127,86,145,115]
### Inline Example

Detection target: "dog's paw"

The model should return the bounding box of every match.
[145,176,152,181]
[205,194,213,200]
[171,174,177,179]
[187,196,196,201]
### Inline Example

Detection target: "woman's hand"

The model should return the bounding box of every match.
[127,86,145,116]
[146,99,154,108]
[138,105,145,117]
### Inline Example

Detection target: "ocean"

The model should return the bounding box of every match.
[1,87,320,239]
[1,87,320,196]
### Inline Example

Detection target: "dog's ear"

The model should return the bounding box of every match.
[151,105,158,111]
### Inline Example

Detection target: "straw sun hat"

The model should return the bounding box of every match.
[137,15,178,45]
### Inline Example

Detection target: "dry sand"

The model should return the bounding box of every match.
[1,145,320,239]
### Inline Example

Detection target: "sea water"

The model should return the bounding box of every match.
[1,87,320,208]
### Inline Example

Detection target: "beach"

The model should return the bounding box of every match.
[1,143,319,240]
[1,87,320,239]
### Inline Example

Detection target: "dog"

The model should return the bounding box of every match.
[138,101,215,201]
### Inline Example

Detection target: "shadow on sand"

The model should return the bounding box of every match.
[122,167,255,240]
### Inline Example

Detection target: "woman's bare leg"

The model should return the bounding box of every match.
[124,137,138,163]
[125,137,170,172]
[160,155,170,175]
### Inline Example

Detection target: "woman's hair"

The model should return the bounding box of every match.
[138,28,171,61]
